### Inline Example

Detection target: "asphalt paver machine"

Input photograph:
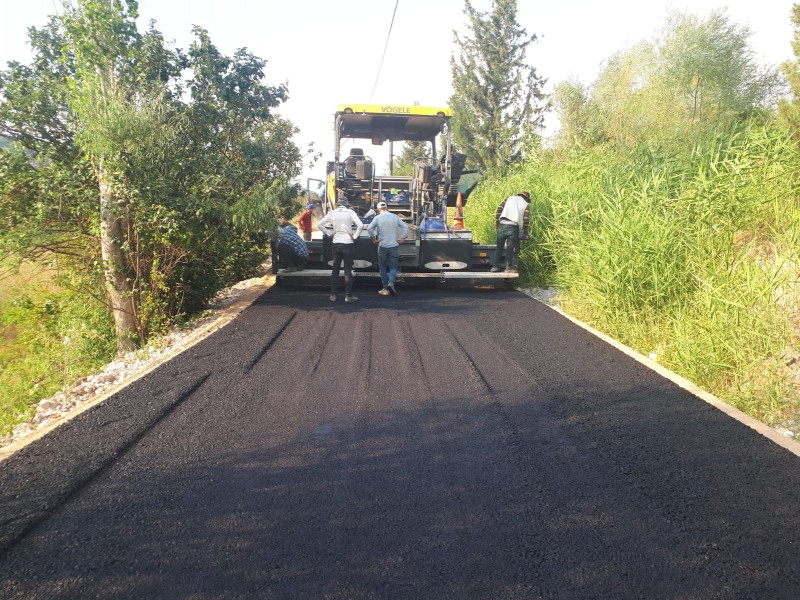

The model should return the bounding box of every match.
[275,104,516,288]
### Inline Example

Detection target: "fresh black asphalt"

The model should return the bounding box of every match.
[1,286,799,599]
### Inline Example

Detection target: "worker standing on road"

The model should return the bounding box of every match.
[317,198,363,303]
[491,191,530,273]
[298,203,315,241]
[367,201,409,296]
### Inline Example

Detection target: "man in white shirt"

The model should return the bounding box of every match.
[491,191,530,273]
[367,202,409,296]
[317,198,364,302]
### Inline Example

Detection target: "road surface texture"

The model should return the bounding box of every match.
[1,286,799,599]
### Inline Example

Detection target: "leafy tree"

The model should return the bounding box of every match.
[779,4,800,135]
[552,79,606,147]
[555,10,785,151]
[0,0,301,351]
[449,0,546,172]
[60,0,153,351]
[658,11,783,124]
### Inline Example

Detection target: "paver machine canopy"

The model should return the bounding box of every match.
[326,104,469,226]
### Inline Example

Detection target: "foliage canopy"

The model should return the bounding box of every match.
[554,10,785,150]
[0,0,301,349]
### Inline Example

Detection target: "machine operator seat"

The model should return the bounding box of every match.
[344,148,373,181]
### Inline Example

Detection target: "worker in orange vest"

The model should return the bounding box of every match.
[298,203,315,241]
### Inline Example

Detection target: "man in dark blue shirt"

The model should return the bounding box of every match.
[276,225,309,272]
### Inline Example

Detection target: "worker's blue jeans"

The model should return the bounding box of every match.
[494,223,520,269]
[378,245,400,288]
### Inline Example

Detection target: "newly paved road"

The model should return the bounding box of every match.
[1,286,799,599]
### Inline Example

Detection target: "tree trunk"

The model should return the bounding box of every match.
[99,162,138,353]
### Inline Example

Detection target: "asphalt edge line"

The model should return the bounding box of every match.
[0,372,211,557]
[0,276,275,464]
[536,299,800,459]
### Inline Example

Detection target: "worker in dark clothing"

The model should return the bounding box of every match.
[491,191,530,273]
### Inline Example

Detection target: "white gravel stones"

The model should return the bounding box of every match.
[518,286,560,308]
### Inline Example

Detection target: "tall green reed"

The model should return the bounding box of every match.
[465,122,800,423]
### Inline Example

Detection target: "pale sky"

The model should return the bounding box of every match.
[1,0,796,183]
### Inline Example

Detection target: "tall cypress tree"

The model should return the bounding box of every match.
[449,0,546,172]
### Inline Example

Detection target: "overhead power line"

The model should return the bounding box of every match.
[368,0,400,103]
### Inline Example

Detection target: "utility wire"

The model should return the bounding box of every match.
[368,0,400,103]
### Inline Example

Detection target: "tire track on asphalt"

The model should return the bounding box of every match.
[243,311,297,373]
[0,300,303,559]
[309,316,336,377]
[398,316,432,390]
[435,316,693,594]
[3,288,800,598]
[436,317,551,586]
[382,313,544,593]
[363,316,374,390]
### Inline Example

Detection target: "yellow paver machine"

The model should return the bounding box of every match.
[274,104,516,288]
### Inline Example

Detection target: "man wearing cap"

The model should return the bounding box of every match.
[367,201,409,296]
[317,197,364,303]
[491,191,531,273]
[298,203,315,241]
